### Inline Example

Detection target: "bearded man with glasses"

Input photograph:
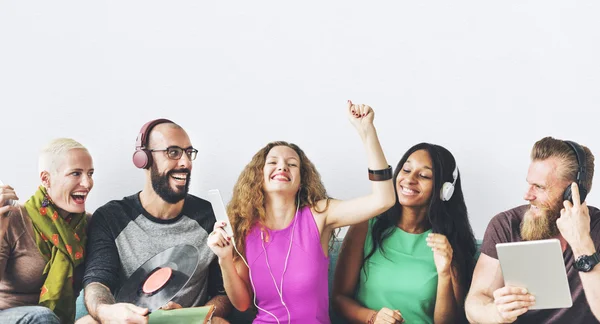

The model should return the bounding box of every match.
[80,119,232,324]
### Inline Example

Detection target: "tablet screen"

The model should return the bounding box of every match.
[496,239,572,310]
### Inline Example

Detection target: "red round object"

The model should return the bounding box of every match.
[142,267,173,294]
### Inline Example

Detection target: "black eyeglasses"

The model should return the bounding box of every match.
[148,146,198,161]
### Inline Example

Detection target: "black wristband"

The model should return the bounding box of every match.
[368,165,393,181]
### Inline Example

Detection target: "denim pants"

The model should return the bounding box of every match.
[0,306,60,324]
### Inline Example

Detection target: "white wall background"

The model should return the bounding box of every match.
[1,1,598,238]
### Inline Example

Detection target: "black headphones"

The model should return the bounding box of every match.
[563,140,588,203]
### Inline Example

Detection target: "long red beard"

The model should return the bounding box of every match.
[520,203,561,241]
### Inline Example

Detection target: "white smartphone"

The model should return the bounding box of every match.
[206,189,234,237]
[0,180,16,207]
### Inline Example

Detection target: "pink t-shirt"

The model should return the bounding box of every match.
[245,206,330,324]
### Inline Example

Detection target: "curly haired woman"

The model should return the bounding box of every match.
[207,101,396,324]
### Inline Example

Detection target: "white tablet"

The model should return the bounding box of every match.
[496,239,572,310]
[206,189,234,237]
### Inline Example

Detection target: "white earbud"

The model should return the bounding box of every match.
[230,191,300,324]
[440,165,458,201]
[231,221,283,324]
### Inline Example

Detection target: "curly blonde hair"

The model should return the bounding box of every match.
[228,141,330,258]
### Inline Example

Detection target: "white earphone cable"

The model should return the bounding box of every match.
[230,193,300,324]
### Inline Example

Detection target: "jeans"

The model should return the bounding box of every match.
[0,306,60,324]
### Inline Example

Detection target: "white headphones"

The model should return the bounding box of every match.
[231,192,300,324]
[440,165,458,201]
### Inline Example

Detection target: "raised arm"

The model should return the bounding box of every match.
[427,233,461,323]
[557,183,600,320]
[207,222,253,312]
[572,240,600,320]
[332,222,403,324]
[320,102,395,230]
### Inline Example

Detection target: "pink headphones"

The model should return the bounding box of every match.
[132,118,174,169]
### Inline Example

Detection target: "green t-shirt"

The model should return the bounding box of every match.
[356,218,438,324]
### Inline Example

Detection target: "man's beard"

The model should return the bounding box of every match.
[520,200,563,241]
[151,164,191,204]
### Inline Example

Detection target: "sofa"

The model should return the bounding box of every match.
[75,239,482,323]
